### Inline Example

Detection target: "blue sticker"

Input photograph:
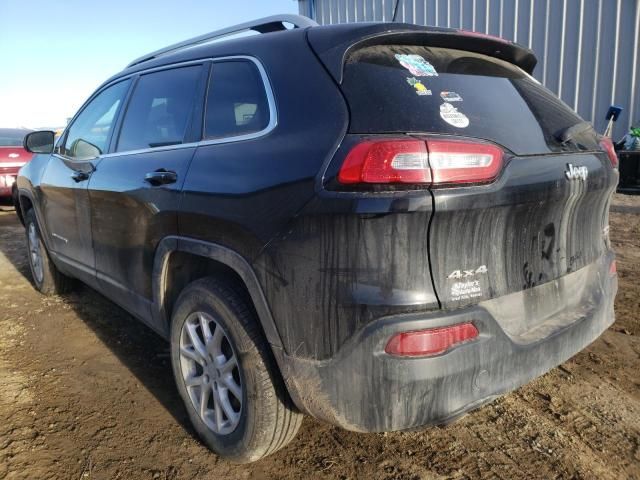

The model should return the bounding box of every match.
[395,54,438,77]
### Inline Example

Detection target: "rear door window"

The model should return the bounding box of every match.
[116,66,202,152]
[204,60,270,139]
[342,45,592,155]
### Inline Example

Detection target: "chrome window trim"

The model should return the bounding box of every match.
[98,55,277,159]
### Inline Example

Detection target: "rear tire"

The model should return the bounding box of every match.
[24,209,74,295]
[170,277,302,463]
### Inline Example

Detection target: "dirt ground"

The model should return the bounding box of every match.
[0,195,638,480]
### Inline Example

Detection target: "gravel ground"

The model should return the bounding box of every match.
[0,195,639,480]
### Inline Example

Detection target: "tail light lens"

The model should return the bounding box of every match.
[385,322,479,357]
[427,140,503,185]
[600,137,619,168]
[338,140,430,184]
[337,138,503,187]
[609,260,617,276]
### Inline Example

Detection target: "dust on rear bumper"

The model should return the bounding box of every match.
[276,252,617,432]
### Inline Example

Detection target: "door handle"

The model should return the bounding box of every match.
[144,169,177,186]
[71,171,90,182]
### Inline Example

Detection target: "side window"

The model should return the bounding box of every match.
[204,61,270,139]
[60,80,130,159]
[116,66,201,152]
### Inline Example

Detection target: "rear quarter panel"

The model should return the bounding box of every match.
[178,30,352,358]
[179,30,349,258]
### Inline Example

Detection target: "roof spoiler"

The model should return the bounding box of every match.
[306,23,538,84]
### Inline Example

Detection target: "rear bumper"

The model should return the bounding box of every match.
[277,253,617,432]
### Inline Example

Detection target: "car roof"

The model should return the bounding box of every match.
[101,26,305,87]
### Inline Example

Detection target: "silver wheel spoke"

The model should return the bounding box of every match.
[218,354,236,375]
[199,385,211,418]
[209,325,224,357]
[199,313,213,342]
[219,389,240,424]
[185,374,202,388]
[180,346,203,365]
[212,387,224,431]
[185,322,207,360]
[220,375,242,401]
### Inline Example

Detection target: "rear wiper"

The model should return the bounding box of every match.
[555,121,595,145]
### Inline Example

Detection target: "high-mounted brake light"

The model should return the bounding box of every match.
[600,137,619,168]
[338,139,503,186]
[385,322,479,357]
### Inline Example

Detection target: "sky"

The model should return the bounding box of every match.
[0,0,299,128]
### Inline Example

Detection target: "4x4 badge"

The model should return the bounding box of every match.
[447,265,488,279]
[566,163,588,181]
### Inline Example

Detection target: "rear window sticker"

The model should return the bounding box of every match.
[395,54,438,77]
[440,102,470,128]
[406,77,432,96]
[440,91,463,102]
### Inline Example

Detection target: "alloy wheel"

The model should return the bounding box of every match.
[28,222,44,284]
[179,311,243,435]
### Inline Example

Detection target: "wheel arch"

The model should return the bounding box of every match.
[152,236,283,351]
[17,188,53,251]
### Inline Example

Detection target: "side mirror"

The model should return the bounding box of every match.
[24,131,55,154]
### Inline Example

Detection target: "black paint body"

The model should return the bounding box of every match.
[17,22,618,432]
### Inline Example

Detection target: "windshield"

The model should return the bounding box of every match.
[342,45,595,155]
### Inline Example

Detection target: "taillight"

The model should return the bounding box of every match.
[337,138,503,187]
[427,140,503,185]
[385,322,479,357]
[338,140,430,184]
[600,137,619,168]
[609,260,617,276]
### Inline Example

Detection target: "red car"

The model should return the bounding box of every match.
[0,128,33,202]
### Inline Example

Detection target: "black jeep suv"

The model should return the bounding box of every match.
[17,15,618,462]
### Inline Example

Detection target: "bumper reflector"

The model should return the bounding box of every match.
[385,322,479,357]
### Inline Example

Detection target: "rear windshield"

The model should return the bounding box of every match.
[342,45,592,155]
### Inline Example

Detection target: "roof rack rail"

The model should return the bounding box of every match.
[127,14,318,68]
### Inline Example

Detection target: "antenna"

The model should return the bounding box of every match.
[392,0,401,21]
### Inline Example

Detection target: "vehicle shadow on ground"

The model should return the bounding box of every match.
[0,211,197,436]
